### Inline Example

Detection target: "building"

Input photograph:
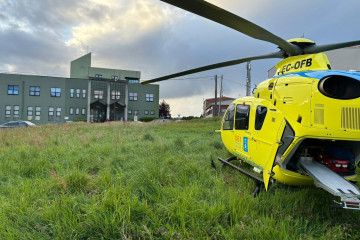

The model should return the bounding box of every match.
[0,53,159,125]
[268,46,360,77]
[203,96,235,118]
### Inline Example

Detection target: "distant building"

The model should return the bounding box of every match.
[0,53,159,125]
[268,47,360,77]
[203,96,235,118]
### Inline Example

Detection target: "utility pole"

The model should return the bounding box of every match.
[246,61,251,96]
[218,74,223,117]
[214,75,218,116]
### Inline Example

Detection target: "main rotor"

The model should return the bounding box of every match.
[141,0,360,84]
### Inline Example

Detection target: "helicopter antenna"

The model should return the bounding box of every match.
[246,61,251,96]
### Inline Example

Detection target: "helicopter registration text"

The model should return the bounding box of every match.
[275,53,331,76]
[280,58,312,74]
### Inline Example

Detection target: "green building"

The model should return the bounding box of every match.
[0,53,159,125]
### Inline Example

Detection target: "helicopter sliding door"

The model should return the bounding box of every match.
[233,103,254,163]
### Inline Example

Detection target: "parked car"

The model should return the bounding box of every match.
[0,121,36,129]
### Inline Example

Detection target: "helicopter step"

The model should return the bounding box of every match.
[299,157,360,210]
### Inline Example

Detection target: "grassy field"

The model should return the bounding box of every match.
[0,118,359,239]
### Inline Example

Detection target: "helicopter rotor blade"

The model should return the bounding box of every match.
[161,0,301,56]
[141,51,283,85]
[303,40,360,54]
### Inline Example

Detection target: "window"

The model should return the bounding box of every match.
[56,107,61,121]
[35,107,41,116]
[235,105,250,130]
[128,110,132,115]
[126,77,139,83]
[112,76,119,80]
[70,89,74,98]
[129,92,138,101]
[134,110,139,116]
[111,91,121,100]
[146,93,154,102]
[94,90,103,99]
[75,108,80,115]
[51,88,61,97]
[255,106,267,130]
[69,107,74,115]
[81,108,86,115]
[8,85,19,95]
[150,110,155,115]
[82,89,86,98]
[222,104,235,130]
[27,106,33,116]
[95,74,102,78]
[76,89,80,98]
[13,105,20,120]
[48,107,54,121]
[29,86,40,96]
[144,110,149,115]
[5,105,11,120]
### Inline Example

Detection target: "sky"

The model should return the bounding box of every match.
[0,0,359,117]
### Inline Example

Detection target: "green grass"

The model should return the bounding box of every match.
[0,118,359,239]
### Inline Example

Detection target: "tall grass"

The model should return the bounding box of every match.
[0,118,359,239]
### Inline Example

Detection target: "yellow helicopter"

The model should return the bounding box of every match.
[142,0,360,210]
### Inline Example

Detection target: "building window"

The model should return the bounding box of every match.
[48,107,54,121]
[13,105,19,120]
[82,89,86,98]
[134,110,139,116]
[35,107,41,116]
[29,86,40,96]
[69,107,74,115]
[5,105,11,120]
[112,76,119,80]
[150,110,155,115]
[111,91,121,100]
[8,85,19,95]
[75,108,80,115]
[95,74,102,78]
[128,110,132,115]
[94,90,103,99]
[76,89,80,98]
[70,89,74,98]
[129,92,138,101]
[56,108,62,121]
[144,110,149,115]
[27,106,33,116]
[146,93,154,102]
[51,88,61,97]
[81,108,86,115]
[126,77,139,83]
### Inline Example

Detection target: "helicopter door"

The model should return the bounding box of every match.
[221,104,236,153]
[233,103,252,161]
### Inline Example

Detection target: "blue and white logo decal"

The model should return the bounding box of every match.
[243,137,248,152]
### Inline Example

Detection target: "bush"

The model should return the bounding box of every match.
[140,117,158,122]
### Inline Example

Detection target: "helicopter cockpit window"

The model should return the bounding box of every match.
[255,105,267,130]
[223,104,235,130]
[235,105,250,130]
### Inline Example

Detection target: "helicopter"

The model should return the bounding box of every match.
[141,0,360,210]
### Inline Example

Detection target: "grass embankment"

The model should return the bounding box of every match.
[0,118,359,239]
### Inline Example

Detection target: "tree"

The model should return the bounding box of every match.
[159,100,171,119]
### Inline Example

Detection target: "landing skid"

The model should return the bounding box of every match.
[215,157,264,197]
